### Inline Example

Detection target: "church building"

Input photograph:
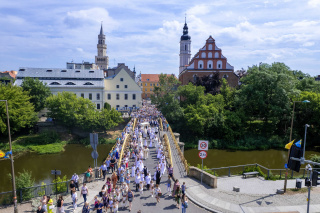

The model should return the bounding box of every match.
[178,21,239,88]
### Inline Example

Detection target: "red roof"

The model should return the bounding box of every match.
[141,74,176,82]
[0,71,17,79]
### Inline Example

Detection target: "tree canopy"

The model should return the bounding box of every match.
[21,77,51,112]
[0,84,38,135]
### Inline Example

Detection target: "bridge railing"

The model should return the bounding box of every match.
[117,118,137,167]
[204,163,320,179]
[167,124,189,173]
[163,133,173,167]
[159,118,163,131]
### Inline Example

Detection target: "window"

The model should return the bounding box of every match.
[150,83,152,86]
[120,78,124,81]
[116,105,120,108]
[201,52,206,58]
[208,60,213,69]
[185,45,187,50]
[81,93,84,98]
[215,52,219,58]
[65,82,76,85]
[145,83,147,86]
[208,52,213,58]
[96,93,100,100]
[124,85,128,88]
[147,79,149,81]
[75,70,80,73]
[125,105,128,108]
[61,70,67,72]
[208,44,213,50]
[89,70,94,73]
[84,82,94,85]
[150,88,152,91]
[46,70,52,72]
[116,85,119,88]
[108,94,111,100]
[116,94,119,100]
[223,74,229,79]
[97,104,100,109]
[133,105,136,108]
[141,83,142,86]
[217,60,222,69]
[89,93,92,100]
[198,60,204,69]
[157,83,159,86]
[124,94,128,100]
[50,82,61,85]
[133,94,136,100]
[145,88,147,91]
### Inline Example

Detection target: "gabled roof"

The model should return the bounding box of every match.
[105,63,135,80]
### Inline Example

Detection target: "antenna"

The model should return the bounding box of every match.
[185,13,187,23]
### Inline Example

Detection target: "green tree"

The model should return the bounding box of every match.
[8,170,35,201]
[177,83,206,107]
[21,77,51,112]
[0,84,38,134]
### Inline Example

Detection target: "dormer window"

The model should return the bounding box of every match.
[61,70,67,72]
[89,70,94,73]
[75,70,80,73]
[19,69,25,71]
[147,79,149,81]
[50,82,61,85]
[46,70,52,72]
[84,82,94,85]
[65,82,76,85]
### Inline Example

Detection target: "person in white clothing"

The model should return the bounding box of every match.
[71,189,77,210]
[145,173,151,190]
[131,165,136,177]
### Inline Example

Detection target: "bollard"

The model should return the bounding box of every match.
[267,170,270,179]
[291,170,293,178]
[228,167,231,177]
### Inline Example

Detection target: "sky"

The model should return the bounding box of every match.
[0,0,320,76]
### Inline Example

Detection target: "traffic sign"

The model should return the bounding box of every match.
[198,140,208,151]
[199,151,207,159]
[90,133,98,150]
[51,170,61,175]
[91,150,99,159]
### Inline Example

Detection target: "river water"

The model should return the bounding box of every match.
[0,144,113,193]
[1,146,320,193]
[184,149,320,169]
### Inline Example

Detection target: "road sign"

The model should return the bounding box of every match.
[51,170,61,175]
[198,140,209,151]
[199,151,207,159]
[90,133,98,150]
[91,150,99,159]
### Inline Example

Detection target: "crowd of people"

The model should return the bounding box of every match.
[36,103,188,213]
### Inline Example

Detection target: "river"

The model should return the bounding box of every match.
[184,149,320,170]
[1,147,320,193]
[0,144,113,193]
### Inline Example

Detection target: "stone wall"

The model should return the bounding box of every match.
[188,166,217,188]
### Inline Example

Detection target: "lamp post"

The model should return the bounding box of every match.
[284,100,310,193]
[0,100,18,213]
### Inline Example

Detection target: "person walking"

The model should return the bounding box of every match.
[40,195,47,211]
[81,183,88,203]
[181,195,188,213]
[71,173,79,191]
[71,189,77,212]
[111,172,118,189]
[167,176,172,196]
[56,195,64,213]
[155,168,161,185]
[154,184,161,203]
[126,188,134,212]
[174,186,182,209]
[172,179,180,196]
[82,202,90,213]
[47,196,53,213]
[100,162,107,180]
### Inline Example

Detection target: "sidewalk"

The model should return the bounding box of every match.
[164,130,320,213]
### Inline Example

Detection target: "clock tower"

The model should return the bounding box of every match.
[179,18,191,74]
[95,23,109,70]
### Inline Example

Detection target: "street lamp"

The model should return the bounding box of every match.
[284,100,310,193]
[0,100,18,213]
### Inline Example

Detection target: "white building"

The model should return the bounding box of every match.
[15,67,104,109]
[104,64,142,110]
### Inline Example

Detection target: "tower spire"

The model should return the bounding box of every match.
[100,21,103,35]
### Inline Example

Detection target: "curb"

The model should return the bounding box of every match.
[185,190,223,213]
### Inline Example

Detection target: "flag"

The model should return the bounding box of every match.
[0,150,5,158]
[285,139,295,149]
[295,140,302,148]
[4,151,12,159]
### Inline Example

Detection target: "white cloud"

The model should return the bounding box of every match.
[308,0,320,7]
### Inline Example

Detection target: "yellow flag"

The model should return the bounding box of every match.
[285,140,295,149]
[0,150,5,158]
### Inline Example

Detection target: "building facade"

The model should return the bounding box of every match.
[66,61,98,70]
[138,74,161,99]
[104,67,142,110]
[95,24,109,70]
[178,23,239,88]
[15,68,105,109]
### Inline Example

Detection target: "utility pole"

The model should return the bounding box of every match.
[1,100,18,213]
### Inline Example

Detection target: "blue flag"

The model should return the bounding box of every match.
[295,140,302,148]
[4,150,12,159]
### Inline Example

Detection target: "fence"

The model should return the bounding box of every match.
[167,124,189,173]
[163,133,173,167]
[0,180,70,206]
[204,163,320,179]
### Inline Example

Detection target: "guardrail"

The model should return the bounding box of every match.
[159,118,163,131]
[163,133,173,167]
[167,124,189,173]
[205,163,320,179]
[0,180,70,206]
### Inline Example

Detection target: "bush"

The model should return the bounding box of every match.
[16,130,60,145]
[104,102,111,110]
[8,170,35,202]
[52,175,68,194]
[196,164,218,176]
[310,154,320,168]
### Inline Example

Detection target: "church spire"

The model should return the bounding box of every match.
[100,22,104,35]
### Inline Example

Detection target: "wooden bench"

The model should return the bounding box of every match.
[243,171,259,179]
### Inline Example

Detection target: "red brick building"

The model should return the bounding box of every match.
[179,33,239,88]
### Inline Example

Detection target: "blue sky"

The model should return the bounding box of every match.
[1,0,320,76]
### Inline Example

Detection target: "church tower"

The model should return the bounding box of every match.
[179,19,191,74]
[95,23,109,70]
